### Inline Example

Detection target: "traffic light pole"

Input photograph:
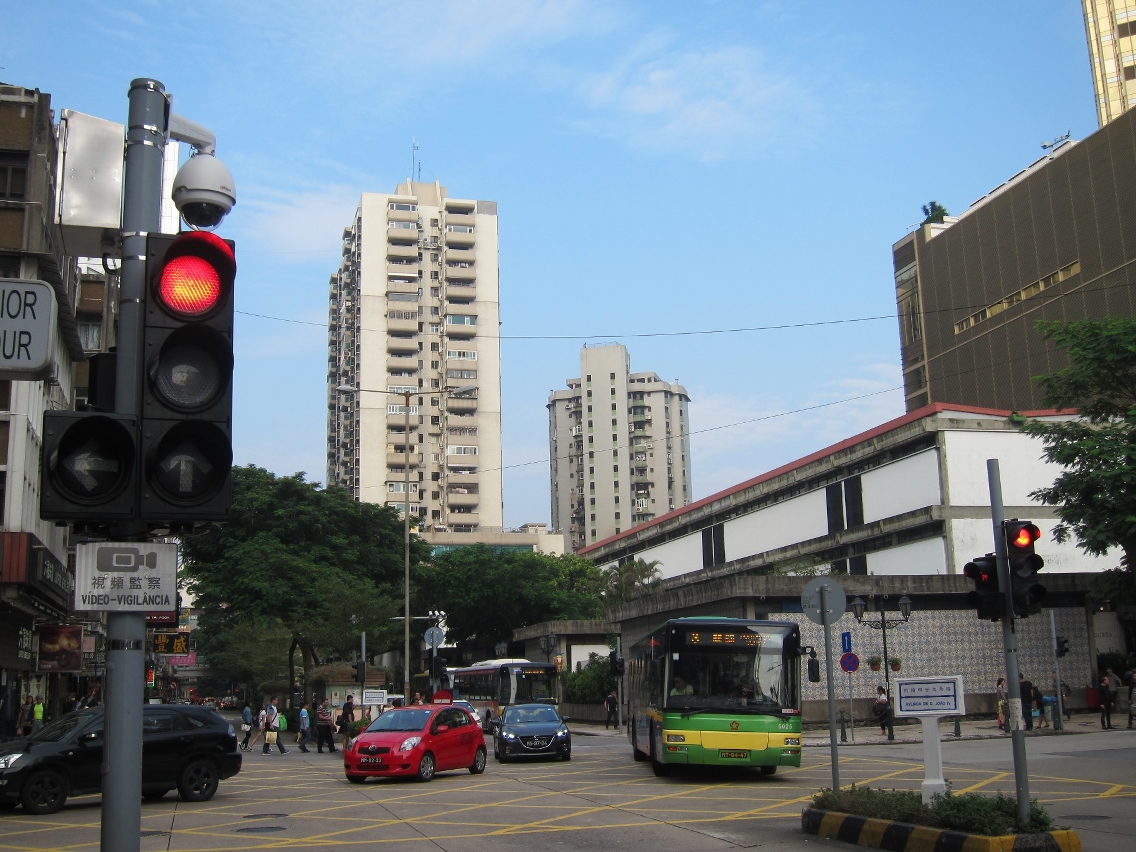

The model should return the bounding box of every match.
[616,637,623,732]
[987,459,1031,828]
[102,78,169,852]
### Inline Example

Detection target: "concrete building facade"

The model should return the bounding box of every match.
[893,102,1136,414]
[327,180,503,531]
[548,344,691,551]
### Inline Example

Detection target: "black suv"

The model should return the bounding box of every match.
[0,705,242,814]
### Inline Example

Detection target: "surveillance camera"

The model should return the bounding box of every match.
[172,153,236,229]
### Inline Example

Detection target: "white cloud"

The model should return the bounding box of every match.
[235,184,360,255]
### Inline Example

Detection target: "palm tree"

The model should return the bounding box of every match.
[921,201,949,224]
[602,559,662,603]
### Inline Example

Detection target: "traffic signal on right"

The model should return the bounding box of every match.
[140,231,235,526]
[352,660,367,684]
[431,656,448,680]
[1004,519,1045,617]
[963,554,1003,621]
[1056,636,1070,657]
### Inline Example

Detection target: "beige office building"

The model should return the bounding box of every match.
[1083,0,1136,125]
[327,180,503,531]
[548,344,691,551]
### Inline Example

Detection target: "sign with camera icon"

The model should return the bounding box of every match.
[74,542,177,612]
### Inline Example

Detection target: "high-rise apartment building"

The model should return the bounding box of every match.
[1083,0,1136,126]
[891,103,1136,413]
[548,344,691,551]
[327,180,503,531]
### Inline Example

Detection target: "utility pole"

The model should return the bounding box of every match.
[819,584,840,792]
[616,636,623,732]
[987,459,1031,827]
[1049,611,1064,731]
[101,78,168,852]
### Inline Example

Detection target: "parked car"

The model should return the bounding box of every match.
[343,706,486,783]
[451,700,481,725]
[493,704,571,762]
[0,705,242,814]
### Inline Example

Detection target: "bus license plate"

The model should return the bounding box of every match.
[719,750,749,759]
[359,757,384,764]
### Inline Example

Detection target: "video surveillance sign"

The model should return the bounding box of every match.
[75,542,177,612]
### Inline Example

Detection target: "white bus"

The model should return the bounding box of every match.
[447,659,558,730]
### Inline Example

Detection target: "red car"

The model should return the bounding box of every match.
[343,706,486,783]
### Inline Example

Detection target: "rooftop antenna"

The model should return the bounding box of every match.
[411,138,418,182]
[1041,131,1071,151]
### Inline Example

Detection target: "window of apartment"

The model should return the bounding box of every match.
[445,224,475,233]
[589,482,594,491]
[430,342,440,351]
[611,418,617,426]
[610,387,615,395]
[389,202,418,211]
[589,498,595,506]
[0,255,20,278]
[0,154,27,201]
[587,405,592,412]
[429,323,440,333]
[430,254,439,263]
[447,349,477,360]
[589,467,594,475]
[430,218,439,227]
[77,322,101,350]
[447,369,477,380]
[588,436,593,444]
[588,451,594,459]
[611,403,616,411]
[430,306,440,316]
[586,375,591,382]
[586,390,592,398]
[430,271,439,280]
[430,397,439,406]
[609,373,615,380]
[614,496,619,504]
[612,465,618,473]
[388,220,417,230]
[387,482,419,493]
[614,512,620,520]
[446,314,476,326]
[447,445,478,455]
[591,529,596,538]
[587,420,592,428]
[430,416,440,425]
[590,513,596,522]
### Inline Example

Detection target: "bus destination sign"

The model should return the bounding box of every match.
[685,631,764,648]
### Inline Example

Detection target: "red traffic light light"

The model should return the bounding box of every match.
[152,231,234,320]
[1009,523,1041,550]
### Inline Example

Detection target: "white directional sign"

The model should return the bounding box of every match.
[74,542,177,612]
[362,689,388,706]
[895,676,966,717]
[0,280,57,381]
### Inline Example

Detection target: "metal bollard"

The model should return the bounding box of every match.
[953,715,962,737]
[838,709,847,743]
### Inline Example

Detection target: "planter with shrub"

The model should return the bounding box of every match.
[867,656,883,671]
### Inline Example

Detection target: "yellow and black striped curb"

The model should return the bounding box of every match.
[801,808,1081,852]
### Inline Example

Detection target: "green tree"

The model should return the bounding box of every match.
[416,546,603,644]
[181,466,428,696]
[601,558,662,603]
[564,652,617,704]
[1022,318,1136,602]
[921,201,949,224]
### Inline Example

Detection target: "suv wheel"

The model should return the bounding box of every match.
[20,770,68,815]
[177,758,219,802]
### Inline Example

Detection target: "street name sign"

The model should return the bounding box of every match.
[362,689,388,706]
[75,542,177,612]
[0,280,57,381]
[895,676,966,717]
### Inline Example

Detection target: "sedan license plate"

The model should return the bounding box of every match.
[719,750,749,759]
[359,757,384,764]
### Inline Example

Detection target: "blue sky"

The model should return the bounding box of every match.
[4,2,1099,528]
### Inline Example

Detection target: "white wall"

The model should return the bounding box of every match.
[866,537,947,575]
[725,489,829,563]
[950,517,1115,574]
[569,644,610,671]
[943,430,1057,507]
[862,449,941,523]
[638,532,705,580]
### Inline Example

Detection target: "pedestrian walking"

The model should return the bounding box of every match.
[342,695,356,724]
[1099,675,1116,730]
[995,677,1007,730]
[262,697,288,755]
[604,690,619,730]
[298,701,311,752]
[1032,683,1048,728]
[1018,674,1034,731]
[31,695,45,733]
[872,686,890,736]
[16,695,33,736]
[316,698,336,753]
[240,703,255,751]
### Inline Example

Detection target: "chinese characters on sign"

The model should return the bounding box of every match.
[152,632,189,655]
[895,677,966,717]
[74,542,177,612]
[17,627,33,661]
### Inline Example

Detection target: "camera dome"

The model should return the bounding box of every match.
[172,153,236,229]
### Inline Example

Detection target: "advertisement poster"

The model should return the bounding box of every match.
[37,625,83,672]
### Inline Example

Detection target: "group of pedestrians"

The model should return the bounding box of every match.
[239,697,354,755]
[1097,666,1136,730]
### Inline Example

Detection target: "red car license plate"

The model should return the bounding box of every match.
[359,757,384,764]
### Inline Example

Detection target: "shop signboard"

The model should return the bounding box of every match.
[37,625,83,672]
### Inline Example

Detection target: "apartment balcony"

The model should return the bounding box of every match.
[445,263,475,281]
[447,472,479,487]
[387,209,418,223]
[447,395,478,413]
[387,224,419,244]
[386,277,420,295]
[447,511,479,526]
[386,313,420,334]
[631,473,653,486]
[446,247,476,264]
[387,243,418,260]
[387,336,418,354]
[387,355,420,372]
[387,452,423,468]
[445,230,475,248]
[445,322,477,339]
[447,491,479,508]
[445,281,476,298]
[445,212,475,227]
[386,412,420,429]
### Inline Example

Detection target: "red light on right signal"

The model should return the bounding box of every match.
[159,256,221,318]
[1009,523,1041,550]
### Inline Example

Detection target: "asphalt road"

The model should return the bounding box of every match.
[1,727,1132,852]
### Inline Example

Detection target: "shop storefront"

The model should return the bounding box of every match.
[0,604,35,735]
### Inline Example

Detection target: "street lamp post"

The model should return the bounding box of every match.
[494,641,509,658]
[850,594,913,742]
[336,384,476,705]
[539,632,558,662]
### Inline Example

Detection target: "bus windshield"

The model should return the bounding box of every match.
[666,629,795,713]
[513,670,554,703]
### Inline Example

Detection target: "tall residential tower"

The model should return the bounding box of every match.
[1083,0,1136,125]
[548,344,691,551]
[327,180,503,531]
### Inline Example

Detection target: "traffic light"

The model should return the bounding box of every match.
[807,650,820,683]
[41,411,138,523]
[609,650,618,675]
[431,656,448,680]
[140,231,235,527]
[352,660,367,684]
[963,554,1004,621]
[1004,519,1045,617]
[1056,636,1070,657]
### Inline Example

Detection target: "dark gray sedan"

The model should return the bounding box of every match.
[493,704,571,762]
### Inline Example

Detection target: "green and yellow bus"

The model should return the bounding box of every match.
[627,618,803,776]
